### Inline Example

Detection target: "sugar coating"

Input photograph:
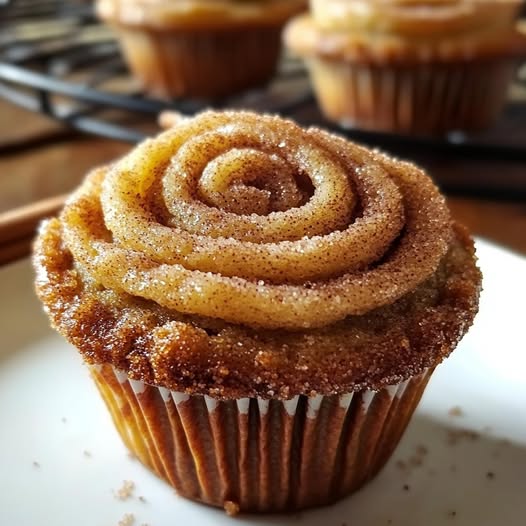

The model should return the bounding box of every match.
[33,110,481,397]
[286,2,526,64]
[309,0,522,37]
[55,111,451,329]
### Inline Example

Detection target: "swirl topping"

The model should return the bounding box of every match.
[97,0,307,29]
[60,111,452,330]
[309,0,521,36]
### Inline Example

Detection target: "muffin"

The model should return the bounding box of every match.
[34,110,481,513]
[285,0,526,134]
[96,0,307,99]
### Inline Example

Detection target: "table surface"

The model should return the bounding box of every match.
[1,100,525,259]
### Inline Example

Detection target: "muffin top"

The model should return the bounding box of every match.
[97,0,307,29]
[286,0,526,62]
[310,0,521,35]
[34,111,481,399]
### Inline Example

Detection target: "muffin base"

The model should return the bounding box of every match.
[90,364,433,513]
[111,25,283,99]
[305,57,517,134]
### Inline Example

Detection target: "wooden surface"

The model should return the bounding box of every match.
[1,100,525,263]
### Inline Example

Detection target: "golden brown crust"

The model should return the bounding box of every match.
[34,218,480,398]
[33,111,481,398]
[97,0,307,30]
[50,112,456,330]
[285,13,526,64]
[309,0,522,35]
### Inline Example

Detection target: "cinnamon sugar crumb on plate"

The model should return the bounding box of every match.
[224,500,240,516]
[394,443,429,475]
[446,429,480,446]
[114,480,135,500]
[415,444,428,456]
[118,513,134,526]
[448,406,464,417]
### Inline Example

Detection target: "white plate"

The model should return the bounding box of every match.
[0,239,525,526]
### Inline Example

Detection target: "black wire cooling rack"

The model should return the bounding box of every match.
[1,0,526,198]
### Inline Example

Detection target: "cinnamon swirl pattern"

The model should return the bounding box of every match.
[33,111,481,513]
[59,111,451,330]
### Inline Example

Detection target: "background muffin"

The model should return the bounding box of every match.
[285,0,526,134]
[97,0,307,98]
[34,110,481,513]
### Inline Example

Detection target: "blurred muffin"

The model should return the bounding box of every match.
[285,0,526,134]
[97,0,307,98]
[34,110,481,513]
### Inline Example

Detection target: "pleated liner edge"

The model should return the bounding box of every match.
[90,364,433,513]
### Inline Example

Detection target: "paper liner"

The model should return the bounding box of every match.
[109,25,283,98]
[305,57,518,134]
[89,364,433,512]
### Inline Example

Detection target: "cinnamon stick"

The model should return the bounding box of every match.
[0,193,67,246]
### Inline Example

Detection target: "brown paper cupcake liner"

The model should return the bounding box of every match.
[111,25,283,99]
[305,57,518,134]
[89,364,433,513]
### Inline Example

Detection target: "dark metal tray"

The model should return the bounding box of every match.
[1,0,525,199]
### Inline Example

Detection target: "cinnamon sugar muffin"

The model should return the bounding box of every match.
[97,0,306,98]
[285,0,526,134]
[34,110,481,513]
